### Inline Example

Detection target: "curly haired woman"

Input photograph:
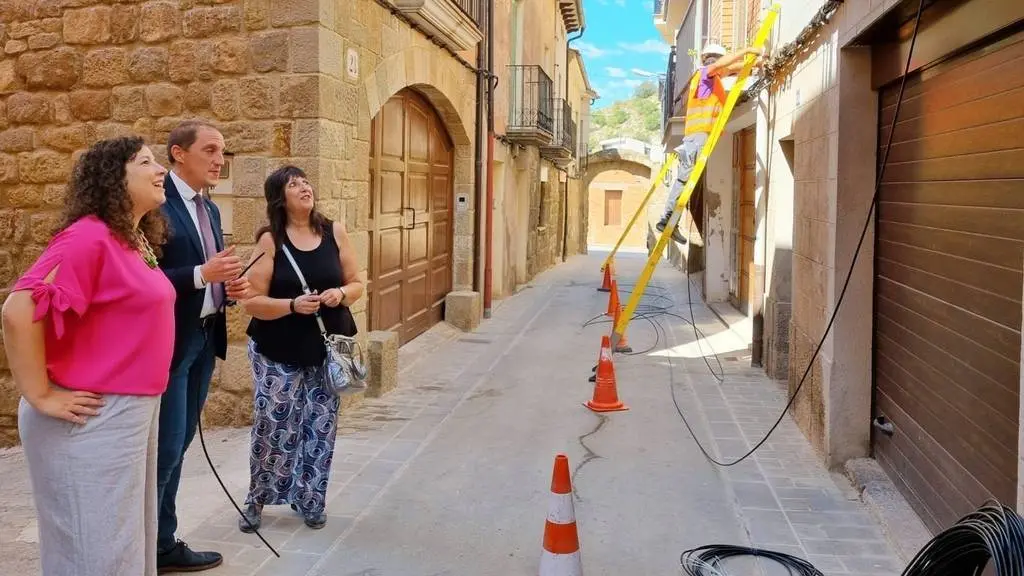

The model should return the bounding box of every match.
[1,136,244,576]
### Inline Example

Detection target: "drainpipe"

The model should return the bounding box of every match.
[564,15,585,264]
[483,0,495,318]
[473,15,485,296]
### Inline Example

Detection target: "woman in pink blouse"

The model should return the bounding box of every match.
[1,136,244,576]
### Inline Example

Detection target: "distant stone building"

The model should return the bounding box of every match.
[585,147,655,251]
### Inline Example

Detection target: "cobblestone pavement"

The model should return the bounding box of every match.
[0,252,904,575]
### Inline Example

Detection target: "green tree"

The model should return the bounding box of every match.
[633,81,657,99]
[608,107,628,126]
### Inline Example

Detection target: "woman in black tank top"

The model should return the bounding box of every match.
[235,165,364,531]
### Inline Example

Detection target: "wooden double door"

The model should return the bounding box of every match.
[368,89,454,345]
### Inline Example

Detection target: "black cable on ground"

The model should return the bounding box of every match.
[680,544,824,576]
[900,502,1024,576]
[196,328,281,557]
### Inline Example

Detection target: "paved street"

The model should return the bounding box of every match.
[0,252,903,575]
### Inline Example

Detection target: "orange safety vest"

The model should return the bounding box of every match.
[683,68,727,136]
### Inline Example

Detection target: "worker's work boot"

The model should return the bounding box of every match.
[656,215,687,244]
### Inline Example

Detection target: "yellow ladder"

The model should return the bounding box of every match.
[611,3,780,350]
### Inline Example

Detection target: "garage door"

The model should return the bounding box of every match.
[368,89,454,345]
[872,28,1024,533]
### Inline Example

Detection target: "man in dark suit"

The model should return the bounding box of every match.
[156,119,247,573]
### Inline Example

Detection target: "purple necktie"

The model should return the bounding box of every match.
[192,195,224,309]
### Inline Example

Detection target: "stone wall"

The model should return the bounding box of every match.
[527,162,572,277]
[0,0,479,445]
[0,0,321,443]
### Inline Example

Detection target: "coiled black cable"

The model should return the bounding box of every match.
[680,544,824,575]
[901,502,1024,576]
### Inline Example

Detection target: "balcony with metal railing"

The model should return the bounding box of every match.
[540,98,577,167]
[392,0,483,52]
[662,4,697,149]
[507,65,554,146]
[661,46,676,136]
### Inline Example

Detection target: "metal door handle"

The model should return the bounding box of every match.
[403,207,415,230]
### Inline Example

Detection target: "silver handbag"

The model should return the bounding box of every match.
[280,244,367,397]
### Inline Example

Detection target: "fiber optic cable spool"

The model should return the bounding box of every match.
[611,3,780,353]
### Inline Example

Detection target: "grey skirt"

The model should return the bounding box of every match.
[19,390,160,576]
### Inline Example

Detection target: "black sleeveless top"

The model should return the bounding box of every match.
[246,221,358,367]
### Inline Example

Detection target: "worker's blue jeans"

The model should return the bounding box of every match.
[663,131,709,220]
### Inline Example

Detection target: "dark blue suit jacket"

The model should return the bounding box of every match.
[158,173,229,367]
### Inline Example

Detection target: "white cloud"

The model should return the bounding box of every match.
[617,39,671,55]
[606,67,627,78]
[643,0,654,10]
[614,79,645,89]
[630,68,658,77]
[614,0,626,6]
[575,41,624,59]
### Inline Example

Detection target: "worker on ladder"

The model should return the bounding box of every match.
[656,42,764,243]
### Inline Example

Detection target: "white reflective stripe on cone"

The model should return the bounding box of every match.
[539,550,583,576]
[546,492,576,525]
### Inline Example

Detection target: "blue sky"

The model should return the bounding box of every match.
[575,0,671,109]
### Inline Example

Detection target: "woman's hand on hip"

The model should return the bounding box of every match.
[318,288,345,308]
[292,293,321,315]
[32,388,105,425]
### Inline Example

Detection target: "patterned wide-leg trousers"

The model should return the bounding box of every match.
[244,338,341,515]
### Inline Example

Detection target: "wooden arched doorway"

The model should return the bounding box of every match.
[368,88,455,345]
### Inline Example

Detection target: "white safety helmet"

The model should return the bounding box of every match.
[701,43,726,58]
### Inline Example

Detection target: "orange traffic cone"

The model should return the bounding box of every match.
[605,280,620,317]
[585,335,628,412]
[540,454,583,576]
[598,263,612,292]
[612,305,632,354]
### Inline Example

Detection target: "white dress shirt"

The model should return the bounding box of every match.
[170,170,218,319]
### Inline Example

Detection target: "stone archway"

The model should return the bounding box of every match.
[361,48,477,293]
[582,148,654,191]
[360,48,478,343]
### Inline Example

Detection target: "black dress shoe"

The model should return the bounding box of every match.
[157,540,223,573]
[238,503,262,533]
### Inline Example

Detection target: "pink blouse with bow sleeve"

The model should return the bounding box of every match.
[12,216,176,396]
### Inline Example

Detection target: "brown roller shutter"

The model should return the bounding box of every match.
[872,27,1024,534]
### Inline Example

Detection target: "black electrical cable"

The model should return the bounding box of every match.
[681,544,824,576]
[194,323,281,558]
[900,501,1024,575]
[187,255,281,558]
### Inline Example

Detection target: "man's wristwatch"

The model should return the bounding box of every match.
[289,298,296,314]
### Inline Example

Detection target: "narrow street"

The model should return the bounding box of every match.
[1,252,903,575]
